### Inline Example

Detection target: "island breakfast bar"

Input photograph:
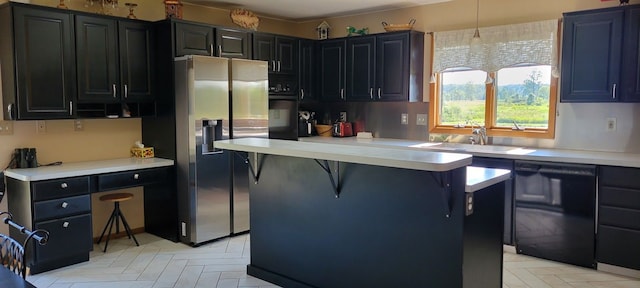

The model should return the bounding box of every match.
[215,138,509,288]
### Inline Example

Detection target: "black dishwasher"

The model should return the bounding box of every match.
[514,160,596,268]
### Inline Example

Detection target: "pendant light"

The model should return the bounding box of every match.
[471,0,481,43]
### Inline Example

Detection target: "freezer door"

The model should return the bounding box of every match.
[230,58,269,139]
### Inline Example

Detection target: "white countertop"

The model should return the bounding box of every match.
[4,157,175,181]
[214,138,472,172]
[301,137,640,168]
[466,166,511,192]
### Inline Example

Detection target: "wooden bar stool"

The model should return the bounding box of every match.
[96,192,139,252]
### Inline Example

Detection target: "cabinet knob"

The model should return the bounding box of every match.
[134,173,139,180]
[61,202,68,208]
[61,183,68,189]
[63,222,69,228]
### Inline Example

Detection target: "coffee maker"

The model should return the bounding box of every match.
[298,111,315,137]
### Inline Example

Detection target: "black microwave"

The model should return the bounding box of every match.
[268,75,298,98]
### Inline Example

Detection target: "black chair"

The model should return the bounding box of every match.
[0,212,49,279]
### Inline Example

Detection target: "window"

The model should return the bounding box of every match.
[429,20,559,139]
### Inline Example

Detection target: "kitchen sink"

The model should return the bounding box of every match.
[409,142,536,155]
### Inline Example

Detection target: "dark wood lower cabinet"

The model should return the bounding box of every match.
[597,165,640,270]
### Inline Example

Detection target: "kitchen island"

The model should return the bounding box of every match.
[215,138,509,288]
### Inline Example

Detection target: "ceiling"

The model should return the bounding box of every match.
[183,0,452,21]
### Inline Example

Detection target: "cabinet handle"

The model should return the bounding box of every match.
[60,183,68,189]
[210,44,214,57]
[218,45,222,57]
[69,101,73,115]
[63,222,69,228]
[271,60,276,72]
[134,173,139,180]
[61,202,68,208]
[300,89,305,100]
[340,88,344,99]
[370,88,373,99]
[277,61,281,72]
[112,84,117,98]
[378,88,381,99]
[124,84,128,99]
[612,83,617,99]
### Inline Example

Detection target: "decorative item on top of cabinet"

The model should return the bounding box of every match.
[125,3,137,19]
[164,0,183,19]
[317,21,331,40]
[230,8,259,31]
[381,19,415,32]
[346,26,369,36]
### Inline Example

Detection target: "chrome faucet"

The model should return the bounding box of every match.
[469,122,488,145]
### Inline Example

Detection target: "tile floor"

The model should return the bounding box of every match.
[25,233,640,288]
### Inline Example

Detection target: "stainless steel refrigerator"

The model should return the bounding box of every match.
[174,55,268,246]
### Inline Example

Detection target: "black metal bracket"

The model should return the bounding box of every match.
[234,152,261,184]
[430,172,453,218]
[314,159,340,198]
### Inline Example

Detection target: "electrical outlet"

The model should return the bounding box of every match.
[416,114,428,126]
[606,117,617,132]
[0,121,13,135]
[74,120,84,131]
[36,120,46,133]
[339,111,347,122]
[401,113,408,125]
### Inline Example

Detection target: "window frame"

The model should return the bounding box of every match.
[429,69,558,139]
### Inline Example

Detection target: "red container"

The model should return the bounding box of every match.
[332,122,353,137]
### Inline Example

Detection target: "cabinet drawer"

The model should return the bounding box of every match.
[32,177,90,201]
[34,195,91,222]
[34,214,93,263]
[599,206,640,230]
[597,225,640,270]
[98,168,167,191]
[600,166,640,189]
[599,186,640,210]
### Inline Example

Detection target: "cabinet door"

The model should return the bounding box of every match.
[561,10,623,102]
[216,28,250,58]
[347,36,376,101]
[621,7,640,102]
[33,214,92,264]
[76,16,119,103]
[299,40,316,101]
[119,20,154,102]
[13,6,75,119]
[276,36,298,74]
[174,22,214,57]
[376,32,409,101]
[320,39,346,101]
[253,33,275,71]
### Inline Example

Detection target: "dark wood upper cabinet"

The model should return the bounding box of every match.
[76,15,119,103]
[253,33,298,74]
[319,31,423,102]
[319,39,346,102]
[174,22,250,58]
[561,4,640,102]
[376,32,423,102]
[1,4,75,119]
[346,36,376,101]
[299,39,316,102]
[216,28,251,59]
[118,20,154,102]
[174,22,214,56]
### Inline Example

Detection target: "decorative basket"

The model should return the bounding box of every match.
[315,125,333,137]
[230,8,259,31]
[381,19,416,32]
[131,147,154,158]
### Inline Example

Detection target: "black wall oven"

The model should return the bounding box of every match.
[514,160,596,268]
[268,98,298,140]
